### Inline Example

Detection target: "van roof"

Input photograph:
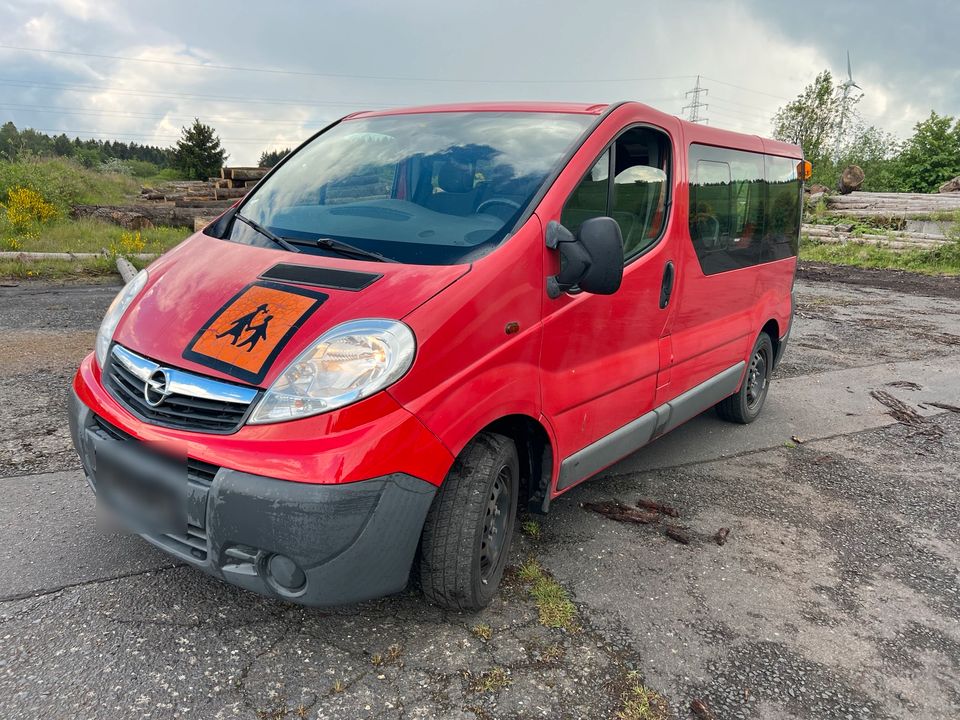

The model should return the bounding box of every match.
[348,102,611,118]
[348,101,803,158]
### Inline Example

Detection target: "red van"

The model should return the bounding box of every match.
[69,102,803,610]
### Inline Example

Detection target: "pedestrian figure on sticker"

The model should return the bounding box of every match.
[237,315,273,352]
[217,304,268,345]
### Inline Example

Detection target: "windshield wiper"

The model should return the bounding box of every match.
[289,236,398,263]
[234,212,300,254]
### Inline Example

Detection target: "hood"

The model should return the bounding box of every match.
[114,233,469,387]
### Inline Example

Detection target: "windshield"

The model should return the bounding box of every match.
[230,111,595,265]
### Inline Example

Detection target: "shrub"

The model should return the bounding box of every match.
[4,186,58,229]
[100,158,162,179]
[109,230,146,257]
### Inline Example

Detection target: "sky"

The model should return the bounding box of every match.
[1,0,958,165]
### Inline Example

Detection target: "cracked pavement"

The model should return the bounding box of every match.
[1,266,958,719]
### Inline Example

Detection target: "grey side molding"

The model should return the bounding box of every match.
[556,361,745,491]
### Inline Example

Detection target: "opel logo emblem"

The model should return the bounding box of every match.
[144,368,171,407]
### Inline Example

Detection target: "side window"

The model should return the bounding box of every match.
[560,150,609,233]
[560,126,672,262]
[690,160,731,255]
[611,127,670,259]
[764,155,801,260]
[688,145,765,274]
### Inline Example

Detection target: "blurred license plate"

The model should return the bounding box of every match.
[94,439,186,535]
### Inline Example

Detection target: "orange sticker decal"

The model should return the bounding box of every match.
[183,281,327,384]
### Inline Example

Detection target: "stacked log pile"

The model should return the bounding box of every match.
[73,167,271,230]
[805,186,959,252]
[213,167,268,189]
[801,223,953,250]
[823,192,960,219]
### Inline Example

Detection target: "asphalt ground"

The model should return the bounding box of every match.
[1,267,958,719]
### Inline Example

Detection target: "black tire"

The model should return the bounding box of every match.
[716,332,774,424]
[418,431,519,611]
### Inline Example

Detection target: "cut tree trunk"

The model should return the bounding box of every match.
[173,198,235,209]
[71,204,220,229]
[939,176,960,193]
[837,165,865,195]
[213,187,248,200]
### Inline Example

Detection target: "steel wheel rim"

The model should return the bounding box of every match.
[479,464,512,582]
[746,348,768,410]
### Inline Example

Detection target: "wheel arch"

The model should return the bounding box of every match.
[481,414,555,515]
[760,318,781,369]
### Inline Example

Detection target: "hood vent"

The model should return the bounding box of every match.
[260,263,382,291]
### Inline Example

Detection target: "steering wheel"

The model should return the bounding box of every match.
[476,198,521,215]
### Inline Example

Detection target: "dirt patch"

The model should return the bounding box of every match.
[0,330,93,373]
[798,261,960,299]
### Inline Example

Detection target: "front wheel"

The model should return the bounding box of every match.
[418,432,519,610]
[716,332,774,424]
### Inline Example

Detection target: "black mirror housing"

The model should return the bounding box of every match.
[546,218,624,298]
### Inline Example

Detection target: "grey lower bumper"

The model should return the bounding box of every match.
[69,389,436,606]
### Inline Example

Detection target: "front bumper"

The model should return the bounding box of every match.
[69,389,437,606]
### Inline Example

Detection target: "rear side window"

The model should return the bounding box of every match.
[561,126,670,262]
[688,144,801,275]
[764,155,802,260]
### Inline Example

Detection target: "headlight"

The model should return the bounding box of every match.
[95,269,148,368]
[248,318,416,424]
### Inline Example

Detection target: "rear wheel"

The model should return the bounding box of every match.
[716,332,774,424]
[418,432,519,610]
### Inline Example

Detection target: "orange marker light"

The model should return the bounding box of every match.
[799,160,813,181]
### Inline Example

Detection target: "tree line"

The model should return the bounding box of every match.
[772,70,960,193]
[0,119,290,180]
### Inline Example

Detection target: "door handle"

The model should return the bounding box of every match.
[659,261,675,309]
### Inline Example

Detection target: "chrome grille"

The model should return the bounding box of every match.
[105,345,258,434]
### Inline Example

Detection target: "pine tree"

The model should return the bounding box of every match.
[0,121,19,159]
[174,119,227,180]
[258,148,291,168]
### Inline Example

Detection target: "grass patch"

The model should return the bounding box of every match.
[537,642,565,664]
[800,237,960,275]
[0,157,139,210]
[1,217,186,255]
[520,519,541,539]
[468,667,511,693]
[470,623,493,641]
[616,674,670,720]
[517,557,577,631]
[0,256,120,281]
[0,218,187,279]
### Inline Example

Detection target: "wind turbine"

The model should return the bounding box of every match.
[835,51,863,154]
[841,51,862,96]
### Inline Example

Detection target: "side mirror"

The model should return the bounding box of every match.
[546,217,624,298]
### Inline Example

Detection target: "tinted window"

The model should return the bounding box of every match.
[234,112,594,265]
[688,144,799,275]
[560,150,609,232]
[561,126,670,262]
[764,155,802,260]
[612,128,669,258]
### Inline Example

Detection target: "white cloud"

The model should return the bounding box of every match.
[22,14,58,49]
[0,0,956,163]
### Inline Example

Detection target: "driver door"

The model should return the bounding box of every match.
[537,110,681,492]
